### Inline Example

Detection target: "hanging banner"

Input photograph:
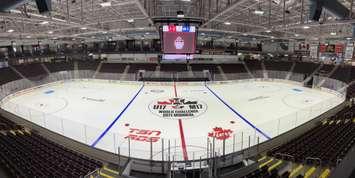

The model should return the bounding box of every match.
[310,45,318,59]
[319,44,326,53]
[344,42,354,60]
[335,44,343,54]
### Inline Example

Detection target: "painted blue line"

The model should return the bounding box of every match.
[91,84,145,147]
[205,84,271,140]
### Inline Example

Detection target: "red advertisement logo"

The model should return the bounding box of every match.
[125,128,161,142]
[208,127,233,140]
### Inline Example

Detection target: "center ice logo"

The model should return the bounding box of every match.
[149,97,207,119]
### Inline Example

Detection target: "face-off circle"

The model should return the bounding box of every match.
[148,97,207,120]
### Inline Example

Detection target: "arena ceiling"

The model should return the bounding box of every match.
[0,0,354,44]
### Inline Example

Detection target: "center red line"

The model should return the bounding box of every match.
[178,119,189,161]
[173,82,178,98]
[173,82,189,161]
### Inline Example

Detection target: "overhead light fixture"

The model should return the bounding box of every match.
[26,35,31,38]
[243,33,248,36]
[201,33,205,36]
[270,36,275,39]
[7,29,14,33]
[254,10,264,15]
[145,32,150,35]
[102,31,108,34]
[303,25,310,29]
[127,19,134,23]
[330,32,336,36]
[294,34,299,37]
[48,31,53,34]
[100,1,111,7]
[265,30,271,33]
[80,27,87,30]
[224,22,231,25]
[138,27,144,30]
[346,37,352,40]
[39,21,49,25]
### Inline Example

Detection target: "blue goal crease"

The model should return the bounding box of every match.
[204,84,271,140]
[91,84,145,147]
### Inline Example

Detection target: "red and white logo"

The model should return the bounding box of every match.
[125,128,161,142]
[208,127,233,140]
[149,97,207,120]
[174,36,184,50]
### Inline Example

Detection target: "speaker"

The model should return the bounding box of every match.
[35,0,52,13]
[309,0,323,21]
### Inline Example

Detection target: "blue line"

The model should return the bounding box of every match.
[91,84,145,147]
[205,84,271,140]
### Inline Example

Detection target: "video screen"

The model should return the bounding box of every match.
[162,25,196,54]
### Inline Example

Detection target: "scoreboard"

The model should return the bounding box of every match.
[161,25,196,54]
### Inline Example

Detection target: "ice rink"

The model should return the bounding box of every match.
[0,79,345,161]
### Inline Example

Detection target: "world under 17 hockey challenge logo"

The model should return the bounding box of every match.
[149,97,207,120]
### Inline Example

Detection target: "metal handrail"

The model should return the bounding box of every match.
[83,168,100,178]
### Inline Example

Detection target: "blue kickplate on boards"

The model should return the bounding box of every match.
[292,88,303,92]
[44,90,54,94]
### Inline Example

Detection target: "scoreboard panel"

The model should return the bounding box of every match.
[161,25,196,54]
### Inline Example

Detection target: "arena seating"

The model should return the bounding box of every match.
[317,64,335,76]
[219,63,246,73]
[160,63,187,72]
[0,67,21,85]
[331,65,352,83]
[241,166,280,178]
[268,105,355,167]
[293,61,320,75]
[99,63,127,73]
[263,60,293,72]
[0,116,21,130]
[13,63,47,79]
[244,59,262,70]
[44,61,74,72]
[128,63,157,73]
[77,60,100,70]
[0,116,102,178]
[190,63,220,74]
[244,156,334,178]
[348,83,355,99]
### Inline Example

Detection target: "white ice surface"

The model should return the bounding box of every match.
[0,80,344,161]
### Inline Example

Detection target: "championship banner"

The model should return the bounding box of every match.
[344,42,354,60]
[319,44,326,53]
[335,44,344,54]
[310,45,318,59]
